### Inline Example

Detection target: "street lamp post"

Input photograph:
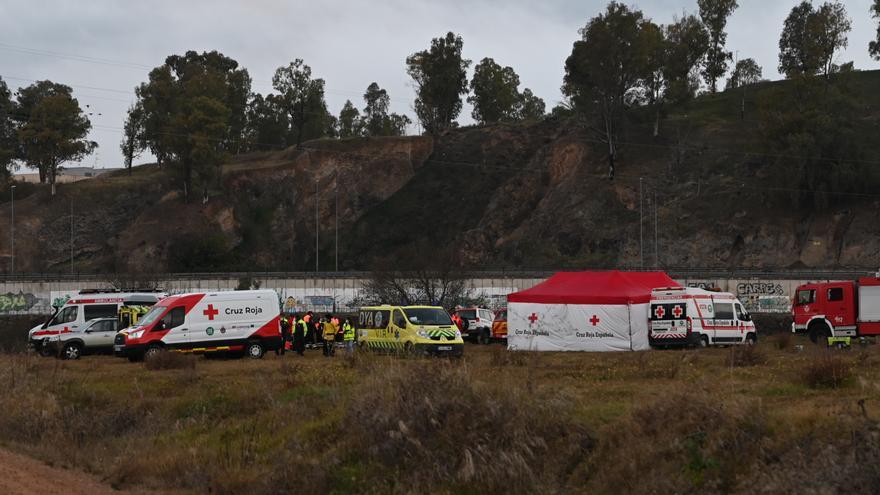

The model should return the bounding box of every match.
[10,184,15,277]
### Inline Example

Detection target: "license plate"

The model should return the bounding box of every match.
[114,345,124,351]
[438,346,452,351]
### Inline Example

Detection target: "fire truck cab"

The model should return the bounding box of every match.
[792,278,880,343]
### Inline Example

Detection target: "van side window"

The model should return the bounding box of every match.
[797,290,816,305]
[393,309,406,328]
[714,303,734,320]
[54,306,78,325]
[162,307,185,329]
[827,288,844,302]
[84,304,118,321]
[735,304,747,320]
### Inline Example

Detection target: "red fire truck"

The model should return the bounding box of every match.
[792,277,880,343]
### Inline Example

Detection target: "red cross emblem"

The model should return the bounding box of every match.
[528,313,539,324]
[654,306,665,319]
[203,304,219,321]
[672,305,683,318]
[589,315,600,326]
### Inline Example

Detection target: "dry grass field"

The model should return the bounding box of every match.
[0,336,878,494]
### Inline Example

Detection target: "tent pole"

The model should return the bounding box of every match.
[628,302,633,351]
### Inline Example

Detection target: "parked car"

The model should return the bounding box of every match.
[454,308,496,344]
[42,317,120,360]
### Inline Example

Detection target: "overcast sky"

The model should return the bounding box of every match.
[1,0,878,171]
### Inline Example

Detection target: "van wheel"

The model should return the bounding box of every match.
[246,341,265,359]
[808,322,830,344]
[699,335,710,348]
[478,329,491,345]
[144,344,163,360]
[61,342,82,360]
[745,333,757,346]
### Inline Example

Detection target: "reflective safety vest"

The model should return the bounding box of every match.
[297,319,309,336]
[343,323,355,341]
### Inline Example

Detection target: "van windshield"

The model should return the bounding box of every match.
[456,310,476,319]
[137,306,166,328]
[404,308,453,326]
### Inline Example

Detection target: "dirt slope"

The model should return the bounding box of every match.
[0,448,156,494]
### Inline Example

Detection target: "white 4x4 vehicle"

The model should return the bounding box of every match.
[42,317,119,360]
[454,308,496,344]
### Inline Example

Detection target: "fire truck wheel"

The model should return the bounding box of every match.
[61,342,82,360]
[246,341,265,359]
[699,335,710,348]
[808,322,830,344]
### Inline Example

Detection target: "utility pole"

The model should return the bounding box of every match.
[315,177,319,273]
[70,199,74,276]
[654,190,658,268]
[9,184,15,277]
[639,177,643,270]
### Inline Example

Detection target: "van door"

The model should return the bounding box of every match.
[711,300,737,343]
[391,309,407,350]
[157,306,188,349]
[734,303,752,342]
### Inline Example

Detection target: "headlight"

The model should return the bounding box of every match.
[455,330,462,338]
[128,330,144,339]
[418,330,429,339]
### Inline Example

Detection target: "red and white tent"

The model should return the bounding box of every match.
[507,271,680,352]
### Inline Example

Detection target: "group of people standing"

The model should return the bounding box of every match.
[277,311,355,357]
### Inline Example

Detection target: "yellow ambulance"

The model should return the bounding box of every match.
[357,305,464,357]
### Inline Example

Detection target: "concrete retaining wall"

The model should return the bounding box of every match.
[0,274,826,316]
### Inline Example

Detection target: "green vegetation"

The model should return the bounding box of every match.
[406,32,471,134]
[468,58,545,124]
[0,337,878,493]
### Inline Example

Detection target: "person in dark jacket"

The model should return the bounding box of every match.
[277,314,292,355]
[293,312,312,356]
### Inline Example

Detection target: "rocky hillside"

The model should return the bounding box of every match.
[2,71,880,274]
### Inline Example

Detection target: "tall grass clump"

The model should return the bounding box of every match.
[345,360,593,493]
[144,350,196,370]
[801,353,852,389]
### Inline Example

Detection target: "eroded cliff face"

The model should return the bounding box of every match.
[1,121,878,274]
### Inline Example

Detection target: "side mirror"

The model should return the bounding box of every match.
[155,321,166,331]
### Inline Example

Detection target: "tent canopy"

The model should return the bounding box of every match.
[507,271,680,306]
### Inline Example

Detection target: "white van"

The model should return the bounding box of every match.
[117,290,282,361]
[28,291,165,355]
[649,287,757,347]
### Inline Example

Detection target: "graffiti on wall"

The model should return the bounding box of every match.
[736,282,786,296]
[0,293,40,312]
[736,282,790,313]
[687,281,718,290]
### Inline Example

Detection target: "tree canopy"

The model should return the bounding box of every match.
[563,2,654,178]
[726,58,763,89]
[872,0,880,60]
[0,77,15,181]
[15,80,96,195]
[698,0,738,93]
[272,59,334,147]
[406,32,471,134]
[779,1,851,79]
[135,50,249,201]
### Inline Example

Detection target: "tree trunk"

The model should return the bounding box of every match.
[653,108,660,137]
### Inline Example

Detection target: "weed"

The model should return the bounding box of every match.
[144,350,196,371]
[775,331,792,350]
[801,353,853,389]
[728,345,766,367]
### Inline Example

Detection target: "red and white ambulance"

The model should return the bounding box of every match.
[792,277,880,343]
[649,287,756,347]
[28,290,165,355]
[116,289,281,361]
